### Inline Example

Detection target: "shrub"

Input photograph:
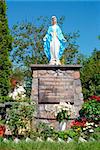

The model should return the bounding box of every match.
[79,99,100,123]
[0,0,12,96]
[37,122,56,140]
[0,96,13,103]
[6,100,35,137]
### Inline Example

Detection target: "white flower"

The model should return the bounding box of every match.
[8,93,13,97]
[53,102,73,119]
[90,122,94,126]
[21,94,26,98]
[9,84,26,100]
[89,129,94,133]
[86,122,90,126]
[95,124,98,127]
[87,126,91,129]
[83,128,86,131]
[62,108,67,111]
[50,126,54,130]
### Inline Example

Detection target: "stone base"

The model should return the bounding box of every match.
[31,64,84,129]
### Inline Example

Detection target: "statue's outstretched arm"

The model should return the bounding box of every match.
[43,27,51,41]
[58,26,66,42]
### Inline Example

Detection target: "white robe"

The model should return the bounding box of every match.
[50,24,60,61]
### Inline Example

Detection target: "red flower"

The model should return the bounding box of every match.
[71,119,86,128]
[89,95,100,102]
[0,125,6,137]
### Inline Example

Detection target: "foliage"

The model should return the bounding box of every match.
[6,101,35,137]
[65,129,78,138]
[57,131,68,141]
[90,127,100,141]
[37,122,56,140]
[70,97,100,141]
[0,0,12,96]
[79,99,100,123]
[80,49,100,99]
[37,122,80,141]
[56,109,69,123]
[0,96,13,103]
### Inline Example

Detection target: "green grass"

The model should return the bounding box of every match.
[0,141,100,150]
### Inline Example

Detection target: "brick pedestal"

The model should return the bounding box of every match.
[31,64,84,129]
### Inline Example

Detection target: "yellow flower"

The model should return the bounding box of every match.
[76,128,81,132]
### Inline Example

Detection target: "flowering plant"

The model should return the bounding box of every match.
[54,102,74,123]
[82,122,98,133]
[0,125,6,137]
[71,118,86,129]
[89,95,100,102]
[56,109,69,123]
[9,84,26,101]
[7,100,35,137]
[70,118,87,135]
[0,120,6,137]
[79,99,100,123]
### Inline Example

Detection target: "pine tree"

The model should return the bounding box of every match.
[0,0,12,96]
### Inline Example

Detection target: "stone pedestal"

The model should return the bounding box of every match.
[31,64,84,129]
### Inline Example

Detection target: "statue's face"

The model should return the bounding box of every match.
[52,18,57,25]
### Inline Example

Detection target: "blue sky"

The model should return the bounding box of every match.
[6,0,100,56]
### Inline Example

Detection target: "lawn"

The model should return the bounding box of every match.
[0,141,100,150]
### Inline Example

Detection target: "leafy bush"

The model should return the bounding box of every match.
[56,109,69,123]
[80,50,100,99]
[91,127,100,141]
[69,97,100,141]
[65,129,78,138]
[79,99,100,123]
[57,131,68,141]
[6,101,35,137]
[37,122,80,141]
[37,122,56,140]
[0,96,13,103]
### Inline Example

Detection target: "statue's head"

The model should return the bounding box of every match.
[51,16,57,25]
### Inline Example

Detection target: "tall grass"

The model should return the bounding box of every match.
[0,141,100,150]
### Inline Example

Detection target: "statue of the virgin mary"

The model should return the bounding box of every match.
[43,16,66,65]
